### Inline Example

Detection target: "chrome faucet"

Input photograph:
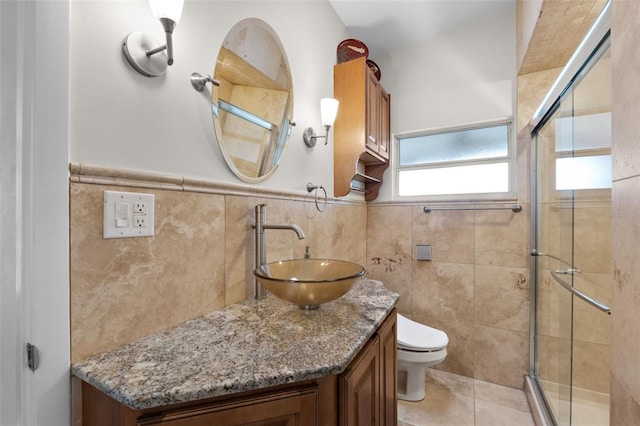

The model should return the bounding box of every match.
[254,204,305,299]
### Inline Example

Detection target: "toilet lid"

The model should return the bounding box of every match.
[397,314,448,351]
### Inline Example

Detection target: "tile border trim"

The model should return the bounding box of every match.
[69,163,364,205]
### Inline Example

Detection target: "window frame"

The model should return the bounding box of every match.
[393,118,517,202]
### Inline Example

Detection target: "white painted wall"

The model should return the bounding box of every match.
[70,1,515,202]
[1,1,70,424]
[374,5,517,202]
[70,0,349,194]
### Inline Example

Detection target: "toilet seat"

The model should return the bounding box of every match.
[397,314,448,351]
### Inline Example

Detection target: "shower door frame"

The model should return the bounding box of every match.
[527,2,612,425]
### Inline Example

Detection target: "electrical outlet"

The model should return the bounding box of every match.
[104,191,154,238]
[133,213,147,228]
[134,202,146,213]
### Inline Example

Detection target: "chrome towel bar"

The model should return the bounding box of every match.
[423,203,522,213]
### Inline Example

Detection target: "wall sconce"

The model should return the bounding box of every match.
[122,0,184,77]
[303,98,339,147]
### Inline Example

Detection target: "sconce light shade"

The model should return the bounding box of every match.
[303,98,340,148]
[122,0,184,77]
[320,98,339,127]
[149,0,184,23]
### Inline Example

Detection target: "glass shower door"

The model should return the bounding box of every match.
[534,91,576,426]
[532,35,612,426]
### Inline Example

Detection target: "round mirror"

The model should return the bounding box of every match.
[212,18,294,183]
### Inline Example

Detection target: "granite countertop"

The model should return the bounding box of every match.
[71,278,398,411]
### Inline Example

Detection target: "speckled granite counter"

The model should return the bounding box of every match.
[71,279,398,411]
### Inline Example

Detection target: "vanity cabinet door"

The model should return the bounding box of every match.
[378,309,397,426]
[137,387,318,426]
[339,336,381,426]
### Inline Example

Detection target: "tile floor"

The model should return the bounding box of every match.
[398,369,535,426]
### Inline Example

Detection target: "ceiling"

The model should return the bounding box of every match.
[329,0,516,58]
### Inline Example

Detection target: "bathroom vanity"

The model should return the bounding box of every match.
[72,279,399,425]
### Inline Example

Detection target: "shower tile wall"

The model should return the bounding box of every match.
[366,205,530,389]
[611,0,640,422]
[70,182,367,362]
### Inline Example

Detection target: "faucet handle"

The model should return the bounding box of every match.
[304,246,311,259]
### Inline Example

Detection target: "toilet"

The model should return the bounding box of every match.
[397,314,449,401]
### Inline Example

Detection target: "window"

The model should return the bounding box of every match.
[554,112,611,191]
[396,120,514,199]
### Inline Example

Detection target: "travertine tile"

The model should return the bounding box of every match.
[474,398,535,426]
[572,340,610,394]
[412,207,475,264]
[259,198,308,262]
[573,206,612,274]
[573,272,611,345]
[474,379,531,412]
[475,265,530,333]
[473,326,528,389]
[475,206,529,268]
[225,195,263,304]
[412,262,474,323]
[367,258,412,313]
[307,202,367,265]
[367,205,413,260]
[611,0,640,181]
[536,269,552,338]
[427,368,475,398]
[517,68,562,133]
[611,375,640,426]
[398,370,535,426]
[416,314,475,378]
[611,177,640,399]
[398,371,475,426]
[520,0,606,74]
[70,183,226,362]
[366,205,413,312]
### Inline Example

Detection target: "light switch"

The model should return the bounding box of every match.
[103,191,154,239]
[115,202,129,228]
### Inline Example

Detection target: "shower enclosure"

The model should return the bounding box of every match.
[529,3,612,425]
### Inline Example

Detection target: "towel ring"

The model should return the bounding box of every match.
[306,182,327,212]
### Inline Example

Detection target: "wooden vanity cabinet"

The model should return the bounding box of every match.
[334,56,391,201]
[79,309,397,426]
[137,386,320,426]
[378,307,398,425]
[81,377,336,426]
[339,308,397,426]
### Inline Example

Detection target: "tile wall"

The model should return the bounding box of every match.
[365,204,530,389]
[610,0,640,423]
[70,175,367,362]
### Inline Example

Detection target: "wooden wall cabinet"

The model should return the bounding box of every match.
[334,56,391,201]
[79,310,396,426]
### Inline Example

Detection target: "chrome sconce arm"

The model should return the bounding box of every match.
[122,0,184,77]
[145,17,177,65]
[303,125,332,147]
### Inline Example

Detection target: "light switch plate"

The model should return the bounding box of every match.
[103,191,155,239]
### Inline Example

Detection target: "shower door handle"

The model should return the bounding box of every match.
[550,270,611,315]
